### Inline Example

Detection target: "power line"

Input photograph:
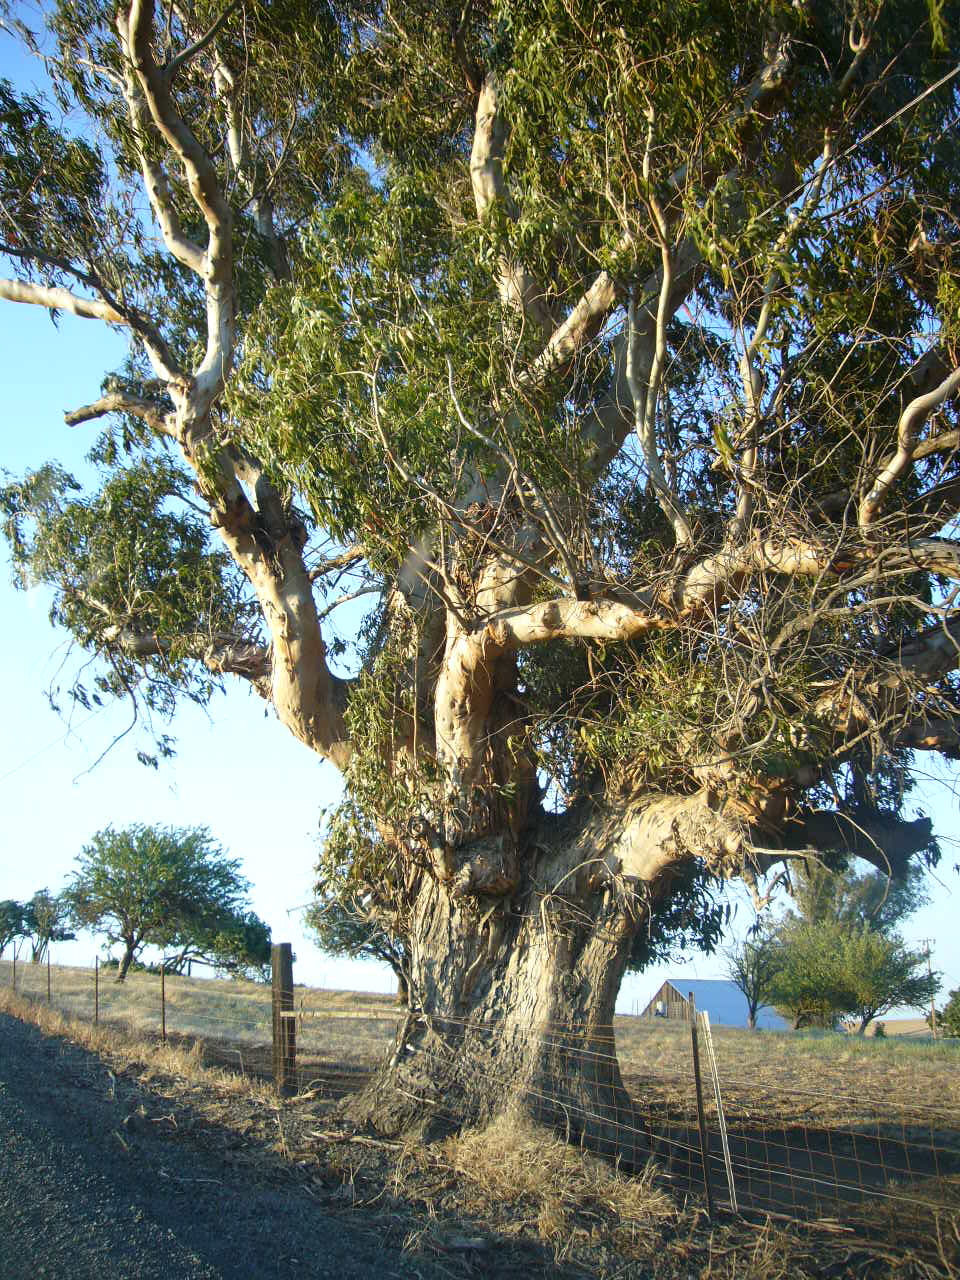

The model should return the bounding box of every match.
[0,709,102,784]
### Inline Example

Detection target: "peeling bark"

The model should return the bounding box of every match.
[344,860,650,1166]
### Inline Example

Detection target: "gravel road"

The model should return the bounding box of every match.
[0,1011,443,1280]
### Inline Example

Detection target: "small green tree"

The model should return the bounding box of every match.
[934,989,960,1037]
[838,928,939,1034]
[724,926,782,1030]
[164,908,272,981]
[306,893,410,1005]
[23,889,75,963]
[0,900,26,958]
[66,824,257,981]
[768,919,854,1030]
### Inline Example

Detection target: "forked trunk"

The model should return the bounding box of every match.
[344,869,650,1168]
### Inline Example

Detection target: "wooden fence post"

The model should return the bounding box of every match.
[11,942,16,993]
[160,959,166,1042]
[689,991,715,1219]
[47,949,51,1004]
[94,955,99,1025]
[272,943,296,1097]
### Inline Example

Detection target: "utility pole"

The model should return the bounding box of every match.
[923,939,937,1039]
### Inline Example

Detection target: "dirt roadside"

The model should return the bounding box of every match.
[0,1010,470,1280]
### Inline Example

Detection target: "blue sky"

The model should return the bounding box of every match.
[1,20,957,1017]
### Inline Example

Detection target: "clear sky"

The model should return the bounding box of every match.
[1,21,957,1018]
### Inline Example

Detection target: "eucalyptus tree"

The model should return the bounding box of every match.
[2,1,959,1154]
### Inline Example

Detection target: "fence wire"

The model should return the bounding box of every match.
[3,955,958,1263]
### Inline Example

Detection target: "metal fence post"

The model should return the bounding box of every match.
[689,991,715,1219]
[94,955,99,1024]
[272,943,296,1096]
[11,942,16,994]
[699,1010,737,1214]
[160,959,166,1042]
[47,949,51,1004]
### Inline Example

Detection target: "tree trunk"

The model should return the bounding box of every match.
[395,970,409,1006]
[343,865,651,1168]
[116,941,136,983]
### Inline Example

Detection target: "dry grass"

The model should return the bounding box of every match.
[614,1016,960,1126]
[0,982,275,1103]
[1,979,956,1278]
[438,1108,675,1256]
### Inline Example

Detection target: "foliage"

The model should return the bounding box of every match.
[769,915,939,1032]
[725,926,783,1028]
[66,824,261,981]
[768,918,854,1030]
[22,889,75,963]
[162,908,272,982]
[305,892,409,998]
[0,899,26,958]
[786,860,929,935]
[833,928,939,1032]
[935,988,960,1036]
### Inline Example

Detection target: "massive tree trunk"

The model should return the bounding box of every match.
[341,809,683,1167]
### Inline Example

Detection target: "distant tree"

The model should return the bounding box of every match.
[772,857,936,1032]
[725,926,782,1029]
[838,928,939,1034]
[934,989,960,1037]
[789,860,929,935]
[768,919,853,1030]
[66,824,256,981]
[164,908,272,982]
[306,890,410,1005]
[770,916,938,1033]
[23,889,75,963]
[0,900,26,958]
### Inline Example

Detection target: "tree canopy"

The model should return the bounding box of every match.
[1,0,958,1147]
[66,823,268,981]
[725,925,783,1029]
[306,889,410,1002]
[0,899,25,958]
[22,889,75,963]
[768,913,938,1030]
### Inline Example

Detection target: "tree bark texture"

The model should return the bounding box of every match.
[344,834,652,1167]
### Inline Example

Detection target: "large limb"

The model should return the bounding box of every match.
[435,532,960,806]
[782,810,934,877]
[470,74,554,335]
[122,0,234,417]
[0,278,126,324]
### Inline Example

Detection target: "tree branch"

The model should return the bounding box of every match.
[783,810,934,878]
[122,0,234,411]
[470,73,555,335]
[860,361,960,528]
[164,0,240,81]
[64,392,173,435]
[0,278,126,324]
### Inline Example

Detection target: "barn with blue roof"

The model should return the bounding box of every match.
[640,978,789,1030]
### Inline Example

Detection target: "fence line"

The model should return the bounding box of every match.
[1,951,957,1261]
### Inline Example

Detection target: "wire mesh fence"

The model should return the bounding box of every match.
[2,951,958,1263]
